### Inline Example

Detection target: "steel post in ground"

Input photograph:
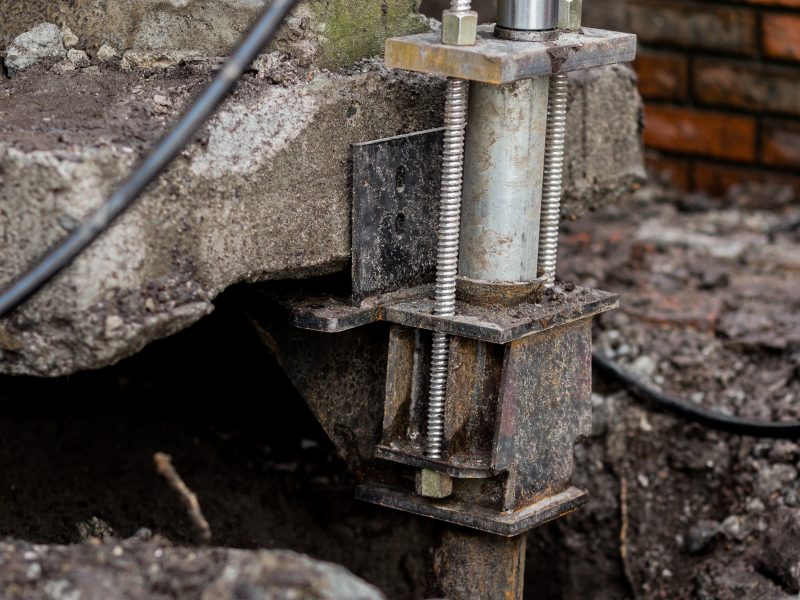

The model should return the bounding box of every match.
[434,526,527,600]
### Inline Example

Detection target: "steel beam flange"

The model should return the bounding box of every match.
[385,27,637,85]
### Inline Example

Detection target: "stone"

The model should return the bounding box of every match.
[120,50,206,71]
[66,48,90,68]
[96,44,120,63]
[0,17,643,376]
[563,64,645,216]
[4,23,66,76]
[0,539,386,599]
[686,520,720,555]
[61,25,78,49]
[756,464,798,497]
[50,59,76,74]
[760,509,800,594]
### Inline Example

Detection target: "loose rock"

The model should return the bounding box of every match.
[61,25,79,49]
[66,48,90,68]
[96,44,120,63]
[4,23,66,75]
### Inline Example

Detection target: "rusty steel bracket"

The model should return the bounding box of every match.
[263,130,618,538]
[253,15,638,600]
[356,293,615,536]
[385,26,637,85]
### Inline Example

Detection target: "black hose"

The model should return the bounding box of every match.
[593,352,800,439]
[0,0,299,320]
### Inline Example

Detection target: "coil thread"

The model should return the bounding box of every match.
[426,77,469,460]
[539,72,568,288]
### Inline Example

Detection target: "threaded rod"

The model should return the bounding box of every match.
[426,77,469,459]
[539,72,568,288]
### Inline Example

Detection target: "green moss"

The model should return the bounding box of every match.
[310,0,428,69]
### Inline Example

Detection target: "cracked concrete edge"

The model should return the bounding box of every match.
[0,62,643,376]
[0,0,429,72]
[0,540,387,600]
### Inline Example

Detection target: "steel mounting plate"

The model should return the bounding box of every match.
[357,484,588,537]
[383,286,619,344]
[352,129,443,302]
[385,27,637,84]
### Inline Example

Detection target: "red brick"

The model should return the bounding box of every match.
[646,151,691,190]
[635,51,689,100]
[693,161,800,196]
[644,105,757,162]
[744,0,800,7]
[629,1,757,56]
[763,14,800,62]
[694,58,800,117]
[762,119,800,168]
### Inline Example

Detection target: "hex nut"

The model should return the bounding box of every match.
[558,0,583,30]
[416,469,453,499]
[441,10,479,46]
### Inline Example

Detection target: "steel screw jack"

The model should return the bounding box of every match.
[423,0,476,472]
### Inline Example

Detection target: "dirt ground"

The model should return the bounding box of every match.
[1,180,799,599]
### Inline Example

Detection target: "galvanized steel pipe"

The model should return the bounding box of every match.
[497,0,559,32]
[459,78,550,284]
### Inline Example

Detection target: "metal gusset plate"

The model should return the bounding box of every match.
[352,129,443,302]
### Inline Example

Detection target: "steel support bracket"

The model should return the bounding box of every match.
[385,26,637,85]
[265,129,616,538]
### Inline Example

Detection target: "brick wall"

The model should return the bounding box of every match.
[586,0,800,196]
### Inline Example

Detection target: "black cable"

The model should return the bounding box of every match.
[0,0,299,320]
[593,352,800,439]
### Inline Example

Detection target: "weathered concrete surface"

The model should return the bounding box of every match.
[0,18,643,376]
[0,539,385,599]
[4,23,65,76]
[0,0,427,70]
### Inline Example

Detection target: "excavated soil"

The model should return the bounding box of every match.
[1,182,799,599]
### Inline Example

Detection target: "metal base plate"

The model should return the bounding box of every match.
[383,286,618,344]
[385,27,637,85]
[356,484,588,537]
[274,284,618,343]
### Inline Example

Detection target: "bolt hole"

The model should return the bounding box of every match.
[395,165,407,193]
[394,213,406,237]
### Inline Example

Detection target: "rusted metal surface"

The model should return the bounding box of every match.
[434,527,527,600]
[356,484,587,537]
[352,130,443,302]
[274,284,617,342]
[493,317,594,510]
[385,27,637,84]
[360,297,605,534]
[456,276,546,307]
[272,285,431,333]
[379,328,503,476]
[382,325,430,451]
[251,309,390,477]
[383,285,619,344]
